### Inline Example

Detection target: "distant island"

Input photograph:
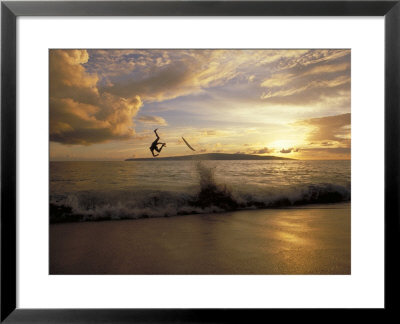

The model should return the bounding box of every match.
[125,153,295,161]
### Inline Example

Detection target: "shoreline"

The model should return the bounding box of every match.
[50,203,350,275]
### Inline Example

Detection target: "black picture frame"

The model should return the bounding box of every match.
[1,0,399,322]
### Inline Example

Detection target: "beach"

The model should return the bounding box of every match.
[50,202,350,275]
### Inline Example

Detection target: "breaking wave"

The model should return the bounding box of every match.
[50,162,350,223]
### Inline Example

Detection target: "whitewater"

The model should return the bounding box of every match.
[50,160,350,222]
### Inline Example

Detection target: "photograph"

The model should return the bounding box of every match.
[49,49,351,275]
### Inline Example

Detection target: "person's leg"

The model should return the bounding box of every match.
[154,143,165,153]
[150,148,159,157]
[154,129,159,140]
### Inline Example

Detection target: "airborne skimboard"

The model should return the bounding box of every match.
[182,137,196,151]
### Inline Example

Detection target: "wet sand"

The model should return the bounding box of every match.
[50,203,350,274]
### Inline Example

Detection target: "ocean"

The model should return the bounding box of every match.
[50,160,351,222]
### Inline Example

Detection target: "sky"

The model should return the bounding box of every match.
[49,49,351,160]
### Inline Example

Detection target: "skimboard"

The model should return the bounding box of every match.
[182,137,196,151]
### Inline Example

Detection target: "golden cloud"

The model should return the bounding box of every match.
[50,50,142,145]
[253,147,275,154]
[260,50,350,105]
[137,115,168,126]
[294,113,351,146]
[100,50,241,102]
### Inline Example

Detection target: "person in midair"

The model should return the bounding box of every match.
[149,128,166,157]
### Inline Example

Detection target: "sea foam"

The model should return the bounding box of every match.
[50,161,350,223]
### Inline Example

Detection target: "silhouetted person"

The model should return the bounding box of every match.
[149,129,166,157]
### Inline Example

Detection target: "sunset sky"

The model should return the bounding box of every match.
[50,49,350,160]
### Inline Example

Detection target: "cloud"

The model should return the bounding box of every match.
[259,50,350,105]
[137,115,168,126]
[294,113,351,145]
[50,50,142,145]
[59,49,351,116]
[50,50,99,105]
[199,129,231,137]
[270,49,349,73]
[261,75,350,100]
[279,147,299,153]
[50,95,142,145]
[91,49,343,106]
[201,130,218,136]
[253,147,274,154]
[98,50,242,102]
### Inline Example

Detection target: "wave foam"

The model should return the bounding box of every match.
[50,162,350,223]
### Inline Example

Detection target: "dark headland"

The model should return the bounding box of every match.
[125,153,295,161]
